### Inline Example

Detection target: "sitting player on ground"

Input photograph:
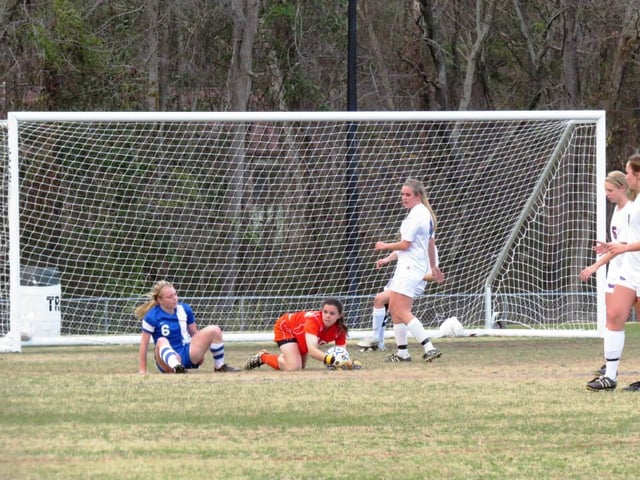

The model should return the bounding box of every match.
[136,280,240,374]
[244,297,360,371]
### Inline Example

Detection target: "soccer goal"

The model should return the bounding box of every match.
[0,111,606,352]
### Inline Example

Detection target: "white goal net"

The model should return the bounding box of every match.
[1,111,606,351]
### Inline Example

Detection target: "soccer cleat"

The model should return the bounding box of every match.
[423,348,442,362]
[594,364,605,376]
[245,350,265,370]
[385,353,412,362]
[360,345,385,352]
[214,363,241,373]
[357,336,380,352]
[586,375,617,391]
[173,364,186,374]
[622,381,640,392]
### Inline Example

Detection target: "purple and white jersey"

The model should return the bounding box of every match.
[618,199,640,287]
[607,201,634,289]
[395,202,435,278]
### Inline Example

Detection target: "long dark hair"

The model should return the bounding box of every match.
[322,297,348,335]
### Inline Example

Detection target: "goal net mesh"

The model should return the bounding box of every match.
[1,114,601,344]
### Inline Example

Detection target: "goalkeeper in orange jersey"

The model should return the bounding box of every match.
[244,297,360,371]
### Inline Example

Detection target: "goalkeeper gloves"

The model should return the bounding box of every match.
[324,353,336,366]
[324,355,363,370]
[324,354,348,368]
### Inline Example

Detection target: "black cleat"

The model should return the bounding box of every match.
[173,364,186,374]
[586,375,616,391]
[423,349,442,362]
[385,353,412,363]
[215,363,241,373]
[623,380,640,392]
[245,350,266,370]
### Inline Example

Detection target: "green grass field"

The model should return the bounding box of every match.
[2,326,640,480]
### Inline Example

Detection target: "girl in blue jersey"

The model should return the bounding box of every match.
[136,280,239,374]
[374,178,444,363]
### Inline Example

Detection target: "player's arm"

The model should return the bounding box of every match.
[304,332,328,364]
[580,251,617,281]
[376,251,397,269]
[427,237,445,283]
[375,239,411,252]
[185,304,198,335]
[606,239,640,255]
[187,323,197,336]
[138,331,152,374]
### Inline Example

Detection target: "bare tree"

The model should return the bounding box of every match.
[145,0,160,111]
[417,0,450,110]
[603,3,640,112]
[560,0,580,107]
[221,0,260,300]
[361,0,397,110]
[227,0,259,111]
[459,0,499,110]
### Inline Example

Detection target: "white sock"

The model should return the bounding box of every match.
[372,307,386,345]
[160,345,180,368]
[604,328,625,380]
[393,323,410,358]
[210,342,225,369]
[406,317,434,352]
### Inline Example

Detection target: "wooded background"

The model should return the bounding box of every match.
[1,0,638,168]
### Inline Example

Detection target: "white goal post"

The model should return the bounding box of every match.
[0,111,606,352]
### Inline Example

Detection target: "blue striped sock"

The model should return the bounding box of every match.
[210,343,224,369]
[160,346,180,368]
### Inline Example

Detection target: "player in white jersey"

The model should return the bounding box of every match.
[580,171,638,376]
[373,178,444,363]
[136,280,240,374]
[584,155,640,391]
[357,245,444,352]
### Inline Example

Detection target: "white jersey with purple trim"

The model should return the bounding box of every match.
[618,199,640,286]
[395,202,434,278]
[607,200,633,289]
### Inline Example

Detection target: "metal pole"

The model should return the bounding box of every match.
[346,0,360,296]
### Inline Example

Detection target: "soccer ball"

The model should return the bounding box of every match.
[325,346,350,366]
[439,316,465,337]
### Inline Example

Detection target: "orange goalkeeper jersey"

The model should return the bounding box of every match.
[274,310,347,355]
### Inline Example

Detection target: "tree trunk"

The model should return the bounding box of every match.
[459,0,498,110]
[146,0,160,111]
[561,0,580,107]
[418,0,450,110]
[227,0,259,111]
[222,0,260,299]
[362,0,396,110]
[604,4,640,111]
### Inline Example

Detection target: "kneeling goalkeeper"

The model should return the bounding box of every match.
[245,297,360,371]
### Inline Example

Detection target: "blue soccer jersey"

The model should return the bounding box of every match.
[141,303,194,348]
